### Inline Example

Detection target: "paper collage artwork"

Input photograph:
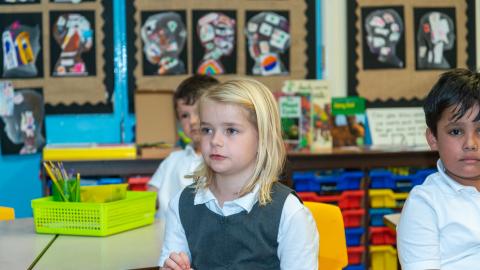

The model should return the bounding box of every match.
[0,81,45,155]
[245,11,290,76]
[363,8,405,69]
[195,11,236,75]
[415,8,456,70]
[51,13,94,76]
[141,12,187,75]
[2,17,42,78]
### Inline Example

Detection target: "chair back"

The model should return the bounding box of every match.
[0,206,15,221]
[304,201,348,270]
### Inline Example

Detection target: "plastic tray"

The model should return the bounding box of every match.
[31,191,155,236]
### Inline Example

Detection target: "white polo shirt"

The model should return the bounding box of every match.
[148,145,203,220]
[159,184,319,269]
[397,160,480,270]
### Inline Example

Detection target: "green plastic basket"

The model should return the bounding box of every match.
[31,191,156,236]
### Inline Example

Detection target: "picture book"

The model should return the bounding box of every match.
[331,97,367,147]
[282,80,332,152]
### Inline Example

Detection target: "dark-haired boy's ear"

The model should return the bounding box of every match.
[425,128,438,150]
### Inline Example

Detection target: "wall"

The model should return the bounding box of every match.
[1,0,478,217]
[323,0,480,98]
[0,0,134,217]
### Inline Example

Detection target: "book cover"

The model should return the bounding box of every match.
[278,94,307,151]
[331,97,366,147]
[282,80,332,152]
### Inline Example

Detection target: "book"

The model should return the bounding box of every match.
[282,80,332,152]
[331,97,367,147]
[42,143,137,161]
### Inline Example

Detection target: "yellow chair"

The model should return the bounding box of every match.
[305,201,348,270]
[0,206,15,221]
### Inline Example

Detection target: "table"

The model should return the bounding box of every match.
[383,213,401,230]
[34,220,164,270]
[0,219,165,270]
[0,219,56,270]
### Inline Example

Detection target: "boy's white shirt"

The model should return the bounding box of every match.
[159,183,319,269]
[148,144,203,220]
[397,160,480,270]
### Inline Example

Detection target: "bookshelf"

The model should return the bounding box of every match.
[40,146,438,195]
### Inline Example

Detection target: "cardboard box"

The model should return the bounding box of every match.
[135,90,177,147]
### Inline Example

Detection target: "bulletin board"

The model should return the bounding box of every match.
[347,0,476,107]
[0,0,114,114]
[127,0,318,111]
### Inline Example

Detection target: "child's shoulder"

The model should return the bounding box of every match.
[164,146,194,160]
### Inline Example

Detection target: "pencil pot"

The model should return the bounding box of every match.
[52,178,80,202]
[31,191,155,236]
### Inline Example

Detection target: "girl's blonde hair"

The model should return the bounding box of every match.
[193,78,286,205]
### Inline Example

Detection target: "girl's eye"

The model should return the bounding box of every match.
[201,127,212,135]
[448,128,463,136]
[226,128,238,135]
[180,113,189,119]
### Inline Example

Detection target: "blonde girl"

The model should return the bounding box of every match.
[160,78,319,270]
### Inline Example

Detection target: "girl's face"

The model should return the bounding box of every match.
[427,105,480,187]
[200,99,258,181]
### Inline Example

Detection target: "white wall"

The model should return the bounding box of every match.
[323,0,480,97]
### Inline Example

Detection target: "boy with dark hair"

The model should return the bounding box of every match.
[397,68,480,269]
[148,75,219,219]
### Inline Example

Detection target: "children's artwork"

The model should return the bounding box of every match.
[362,7,405,69]
[245,11,290,76]
[0,82,45,155]
[331,97,366,147]
[141,11,187,76]
[130,0,309,95]
[50,12,95,77]
[50,0,95,3]
[0,13,43,78]
[192,10,236,75]
[366,107,427,147]
[414,8,456,70]
[0,0,39,4]
[0,1,113,112]
[282,80,332,152]
[347,0,474,104]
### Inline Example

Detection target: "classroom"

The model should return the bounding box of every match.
[1,0,480,269]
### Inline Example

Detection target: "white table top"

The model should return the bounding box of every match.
[33,220,165,270]
[0,218,56,270]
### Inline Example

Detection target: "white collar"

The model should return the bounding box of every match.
[194,184,260,213]
[184,144,201,158]
[437,159,479,193]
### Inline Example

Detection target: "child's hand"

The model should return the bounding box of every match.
[163,252,193,270]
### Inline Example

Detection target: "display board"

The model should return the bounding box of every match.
[0,0,114,114]
[126,0,318,112]
[347,0,476,106]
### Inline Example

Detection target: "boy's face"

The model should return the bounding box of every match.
[176,99,201,147]
[426,105,480,186]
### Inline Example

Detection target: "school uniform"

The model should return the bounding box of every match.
[159,182,319,270]
[148,144,202,219]
[397,160,480,270]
